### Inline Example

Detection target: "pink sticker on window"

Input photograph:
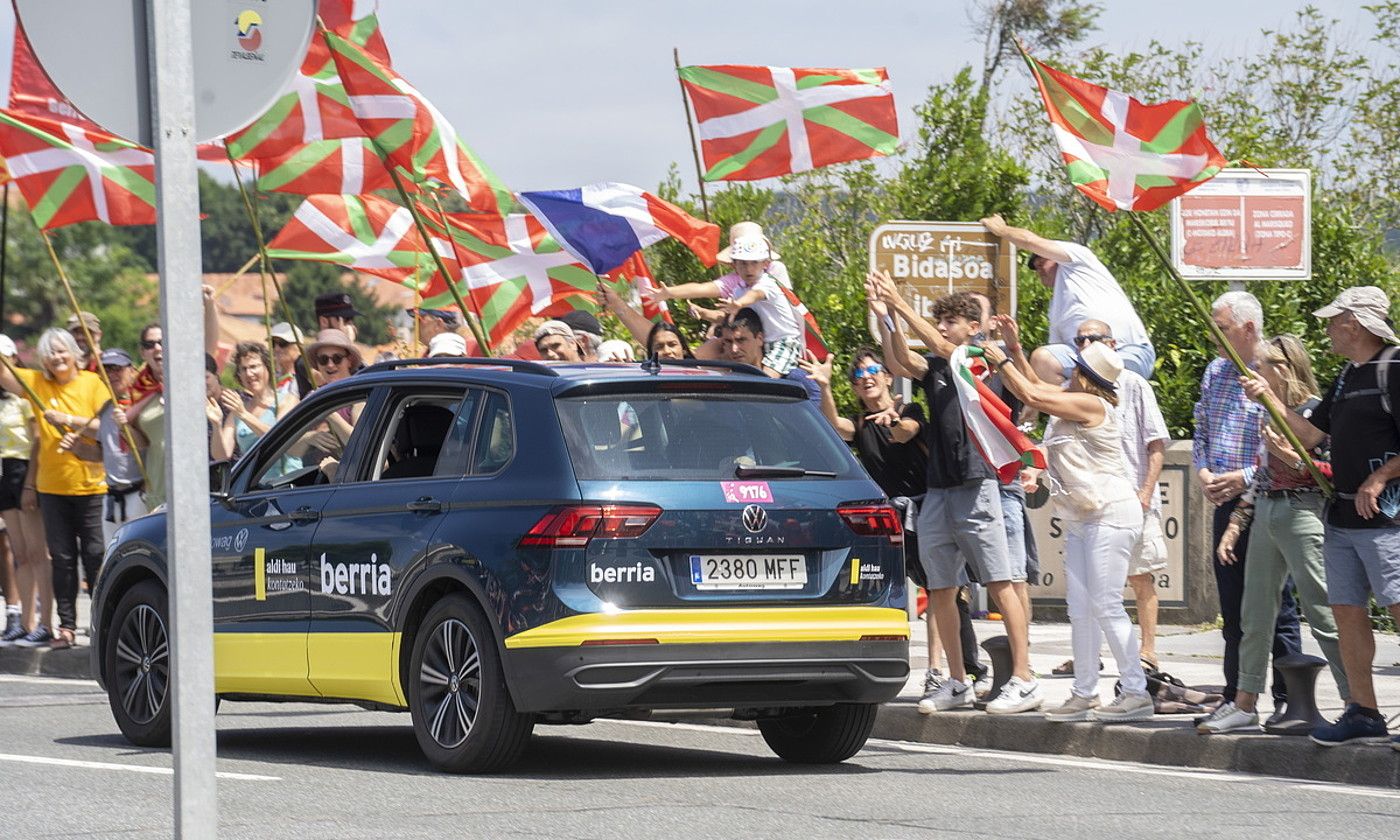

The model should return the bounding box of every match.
[721,481,773,504]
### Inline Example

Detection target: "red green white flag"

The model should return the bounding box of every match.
[678,65,899,181]
[265,193,430,282]
[1021,48,1226,212]
[416,213,596,347]
[223,4,390,161]
[256,137,393,195]
[780,285,830,359]
[0,108,154,229]
[951,346,1046,483]
[604,253,672,324]
[324,30,513,214]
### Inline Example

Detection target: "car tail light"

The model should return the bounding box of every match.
[837,504,904,543]
[520,504,661,548]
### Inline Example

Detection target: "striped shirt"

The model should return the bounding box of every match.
[1192,356,1265,483]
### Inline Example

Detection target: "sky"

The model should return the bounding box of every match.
[0,1,1381,195]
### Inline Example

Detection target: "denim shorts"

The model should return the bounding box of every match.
[1322,524,1400,607]
[917,479,1012,589]
[1042,341,1155,381]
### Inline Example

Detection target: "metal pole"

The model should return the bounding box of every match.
[1,182,10,324]
[147,0,217,835]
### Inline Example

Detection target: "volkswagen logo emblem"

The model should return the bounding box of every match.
[742,504,767,533]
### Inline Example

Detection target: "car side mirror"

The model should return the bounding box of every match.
[209,459,235,509]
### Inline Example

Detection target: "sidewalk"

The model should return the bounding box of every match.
[885,618,1400,788]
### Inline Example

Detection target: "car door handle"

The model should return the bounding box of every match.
[406,497,444,513]
[288,507,320,524]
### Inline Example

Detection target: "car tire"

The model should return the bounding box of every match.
[757,703,878,764]
[408,593,532,773]
[104,580,172,748]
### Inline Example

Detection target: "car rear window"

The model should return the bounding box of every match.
[556,393,858,481]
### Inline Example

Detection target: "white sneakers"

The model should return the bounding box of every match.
[917,678,973,714]
[985,676,1045,714]
[1045,693,1100,722]
[1090,692,1155,722]
[1196,701,1260,734]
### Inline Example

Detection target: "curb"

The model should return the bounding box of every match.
[869,704,1399,788]
[0,645,94,681]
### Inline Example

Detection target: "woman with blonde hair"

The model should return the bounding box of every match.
[0,336,51,646]
[981,316,1152,723]
[1199,334,1347,733]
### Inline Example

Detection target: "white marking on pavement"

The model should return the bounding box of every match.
[0,753,279,781]
[0,674,99,687]
[610,720,1400,800]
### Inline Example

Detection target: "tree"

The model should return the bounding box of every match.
[274,262,402,347]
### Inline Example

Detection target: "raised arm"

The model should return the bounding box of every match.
[203,285,222,358]
[869,269,955,361]
[1239,372,1326,450]
[597,282,658,348]
[797,352,855,440]
[644,280,722,304]
[991,314,1042,384]
[980,341,1102,425]
[980,214,1072,263]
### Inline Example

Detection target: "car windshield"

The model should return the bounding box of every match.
[556,393,858,481]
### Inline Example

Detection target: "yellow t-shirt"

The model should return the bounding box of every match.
[0,395,34,460]
[16,368,109,496]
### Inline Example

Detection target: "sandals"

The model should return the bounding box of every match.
[48,628,76,650]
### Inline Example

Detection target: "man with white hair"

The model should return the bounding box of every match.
[1194,290,1302,724]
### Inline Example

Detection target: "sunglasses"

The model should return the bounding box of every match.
[316,352,348,367]
[1073,334,1109,347]
[851,364,884,379]
[140,339,163,350]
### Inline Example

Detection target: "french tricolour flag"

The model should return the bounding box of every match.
[517,182,720,275]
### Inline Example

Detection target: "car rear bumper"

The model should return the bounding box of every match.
[501,607,910,712]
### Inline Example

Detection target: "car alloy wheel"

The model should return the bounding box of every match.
[113,603,169,725]
[418,617,481,749]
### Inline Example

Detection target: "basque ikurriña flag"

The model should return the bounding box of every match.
[517,183,720,275]
[950,346,1045,483]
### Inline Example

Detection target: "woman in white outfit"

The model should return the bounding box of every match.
[981,321,1153,722]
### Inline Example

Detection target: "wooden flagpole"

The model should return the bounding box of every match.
[1126,212,1331,495]
[225,151,320,388]
[424,189,492,350]
[39,231,148,484]
[674,47,711,221]
[384,166,493,355]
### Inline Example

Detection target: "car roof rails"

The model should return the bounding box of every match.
[362,357,561,377]
[639,358,767,377]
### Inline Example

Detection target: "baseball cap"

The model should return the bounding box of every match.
[269,322,305,345]
[100,348,134,367]
[533,320,575,344]
[1313,286,1398,343]
[409,307,461,327]
[427,331,468,358]
[558,310,602,338]
[314,291,362,319]
[67,311,100,331]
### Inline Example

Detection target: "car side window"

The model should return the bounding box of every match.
[470,391,513,475]
[371,392,470,482]
[434,391,482,478]
[249,394,370,491]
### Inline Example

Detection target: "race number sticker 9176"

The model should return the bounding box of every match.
[689,554,806,590]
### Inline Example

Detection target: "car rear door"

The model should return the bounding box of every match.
[305,385,479,705]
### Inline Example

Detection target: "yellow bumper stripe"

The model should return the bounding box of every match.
[503,607,909,649]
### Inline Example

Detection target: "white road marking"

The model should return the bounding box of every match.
[0,674,99,687]
[0,753,280,781]
[610,719,1400,800]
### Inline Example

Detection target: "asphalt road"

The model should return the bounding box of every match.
[1,674,1397,839]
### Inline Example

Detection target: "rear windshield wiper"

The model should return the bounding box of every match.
[735,464,837,478]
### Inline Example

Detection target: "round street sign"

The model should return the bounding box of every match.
[13,0,316,145]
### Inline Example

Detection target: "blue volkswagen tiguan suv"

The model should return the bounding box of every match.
[90,358,910,772]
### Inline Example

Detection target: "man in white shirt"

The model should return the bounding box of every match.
[980,215,1155,383]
